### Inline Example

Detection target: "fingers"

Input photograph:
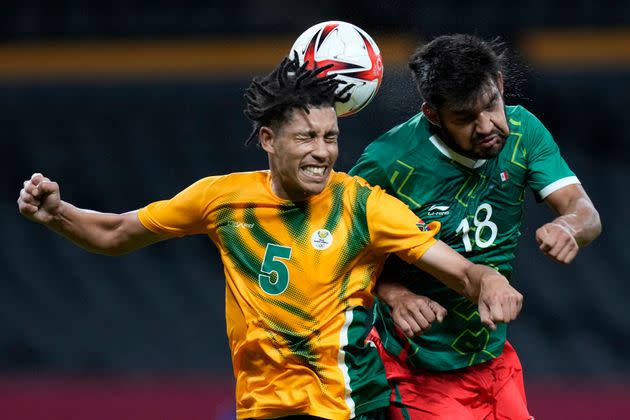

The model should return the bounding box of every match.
[19,177,43,215]
[23,173,58,198]
[35,179,59,197]
[478,274,523,330]
[19,186,40,205]
[391,296,447,338]
[17,191,39,215]
[18,173,59,220]
[392,305,430,337]
[428,300,448,323]
[478,301,496,331]
[393,316,423,338]
[536,223,579,264]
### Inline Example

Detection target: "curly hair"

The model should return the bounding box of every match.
[409,34,522,109]
[243,53,352,145]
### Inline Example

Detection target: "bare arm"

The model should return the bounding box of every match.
[375,276,447,337]
[18,173,170,256]
[397,240,521,331]
[537,184,602,264]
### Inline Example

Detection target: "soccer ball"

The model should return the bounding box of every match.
[289,21,383,117]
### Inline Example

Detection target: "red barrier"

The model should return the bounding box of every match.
[527,380,630,419]
[0,376,236,420]
[0,377,628,419]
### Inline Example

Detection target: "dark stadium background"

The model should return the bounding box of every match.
[1,2,629,419]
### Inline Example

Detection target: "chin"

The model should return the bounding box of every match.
[303,185,326,196]
[476,140,505,159]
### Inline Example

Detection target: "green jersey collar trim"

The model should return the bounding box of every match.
[428,135,487,169]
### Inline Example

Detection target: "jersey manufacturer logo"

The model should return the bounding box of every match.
[427,204,450,216]
[311,229,333,250]
[228,221,254,229]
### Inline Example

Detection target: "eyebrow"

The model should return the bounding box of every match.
[296,129,339,136]
[451,91,500,115]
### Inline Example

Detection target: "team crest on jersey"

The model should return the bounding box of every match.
[311,229,333,250]
[416,219,427,231]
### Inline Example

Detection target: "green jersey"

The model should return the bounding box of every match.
[349,105,579,371]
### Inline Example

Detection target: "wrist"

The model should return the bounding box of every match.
[550,219,580,247]
[48,201,71,230]
[376,281,414,303]
[465,264,506,303]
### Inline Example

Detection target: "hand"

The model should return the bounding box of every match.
[389,291,447,338]
[536,222,579,264]
[18,173,62,224]
[477,272,523,331]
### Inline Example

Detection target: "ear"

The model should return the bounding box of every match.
[259,126,275,154]
[496,72,504,95]
[421,102,441,127]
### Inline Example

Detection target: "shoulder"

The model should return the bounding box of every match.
[185,170,268,197]
[336,169,392,188]
[363,112,428,158]
[202,170,267,187]
[507,105,548,133]
[351,113,430,183]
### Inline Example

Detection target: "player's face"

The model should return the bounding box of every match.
[261,106,339,201]
[430,77,510,159]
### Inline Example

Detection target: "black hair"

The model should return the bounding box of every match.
[243,53,352,145]
[409,34,524,109]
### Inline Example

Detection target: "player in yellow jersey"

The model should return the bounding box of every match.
[17,55,524,419]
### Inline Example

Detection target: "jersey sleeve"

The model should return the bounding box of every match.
[366,186,440,264]
[137,176,221,236]
[522,109,579,199]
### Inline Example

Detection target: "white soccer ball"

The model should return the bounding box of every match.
[289,21,383,117]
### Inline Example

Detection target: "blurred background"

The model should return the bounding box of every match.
[1,1,629,419]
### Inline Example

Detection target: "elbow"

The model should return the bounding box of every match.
[593,210,602,239]
[586,208,602,244]
[95,228,134,256]
[578,208,602,248]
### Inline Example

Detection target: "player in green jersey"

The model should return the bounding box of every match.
[349,34,601,419]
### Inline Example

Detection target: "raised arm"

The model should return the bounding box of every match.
[18,173,170,255]
[536,184,601,264]
[412,240,523,331]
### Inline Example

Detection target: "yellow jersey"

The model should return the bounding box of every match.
[138,170,438,419]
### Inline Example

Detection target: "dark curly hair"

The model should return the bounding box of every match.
[243,53,352,145]
[409,34,522,110]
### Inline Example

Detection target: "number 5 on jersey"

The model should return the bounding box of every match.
[258,244,292,295]
[456,203,498,252]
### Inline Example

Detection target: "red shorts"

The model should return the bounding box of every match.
[367,328,533,420]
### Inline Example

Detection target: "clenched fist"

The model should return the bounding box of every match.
[17,173,62,225]
[536,222,579,264]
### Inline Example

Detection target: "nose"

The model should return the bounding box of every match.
[475,112,494,135]
[310,137,329,161]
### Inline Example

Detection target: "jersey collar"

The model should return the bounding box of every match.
[428,135,487,169]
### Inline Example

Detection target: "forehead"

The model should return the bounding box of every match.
[282,106,338,130]
[444,79,501,114]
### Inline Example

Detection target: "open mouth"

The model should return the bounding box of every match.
[476,134,506,149]
[478,134,499,144]
[302,166,326,177]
